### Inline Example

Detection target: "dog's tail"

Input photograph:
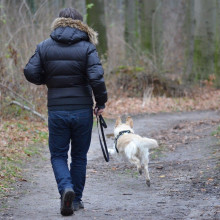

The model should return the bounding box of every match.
[143,138,158,149]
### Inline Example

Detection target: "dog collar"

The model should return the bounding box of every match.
[114,130,132,153]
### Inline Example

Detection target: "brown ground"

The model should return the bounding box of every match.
[0,110,220,220]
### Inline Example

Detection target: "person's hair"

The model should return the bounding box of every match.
[59,8,83,21]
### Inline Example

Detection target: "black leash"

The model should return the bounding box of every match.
[96,114,109,162]
[114,130,132,153]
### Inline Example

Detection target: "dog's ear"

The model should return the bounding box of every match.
[126,116,133,128]
[115,117,122,127]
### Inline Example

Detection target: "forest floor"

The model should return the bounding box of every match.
[0,110,220,220]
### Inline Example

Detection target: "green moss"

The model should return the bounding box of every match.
[214,38,220,88]
[150,145,166,160]
[193,36,219,85]
[0,159,22,192]
[211,125,220,137]
[193,38,205,81]
[23,146,39,156]
[116,65,144,73]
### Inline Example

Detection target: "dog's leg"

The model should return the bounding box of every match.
[143,161,150,187]
[130,156,142,175]
[125,143,142,175]
[141,148,151,186]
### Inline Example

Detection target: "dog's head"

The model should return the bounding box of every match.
[114,116,134,137]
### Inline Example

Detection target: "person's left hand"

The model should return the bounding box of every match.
[94,107,104,116]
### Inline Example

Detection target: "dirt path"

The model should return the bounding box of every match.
[1,111,220,220]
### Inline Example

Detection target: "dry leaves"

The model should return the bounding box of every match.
[0,119,48,189]
[103,88,220,118]
[151,118,220,151]
[0,119,47,154]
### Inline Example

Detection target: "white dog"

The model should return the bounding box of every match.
[108,116,158,186]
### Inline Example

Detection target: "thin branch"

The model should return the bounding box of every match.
[10,101,46,121]
[32,0,48,22]
[6,24,32,46]
[0,82,35,109]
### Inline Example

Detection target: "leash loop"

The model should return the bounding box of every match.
[96,113,109,162]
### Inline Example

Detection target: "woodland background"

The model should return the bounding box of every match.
[0,0,220,195]
[0,0,220,119]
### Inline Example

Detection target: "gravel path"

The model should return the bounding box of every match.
[1,111,220,220]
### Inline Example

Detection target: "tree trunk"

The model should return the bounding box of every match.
[139,0,157,53]
[162,0,187,78]
[214,0,220,87]
[193,0,216,81]
[86,0,107,55]
[104,0,125,72]
[185,0,195,79]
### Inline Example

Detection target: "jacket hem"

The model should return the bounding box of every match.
[48,104,93,111]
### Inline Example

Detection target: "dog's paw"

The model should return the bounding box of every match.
[146,180,151,187]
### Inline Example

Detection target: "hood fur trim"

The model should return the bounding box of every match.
[51,17,98,45]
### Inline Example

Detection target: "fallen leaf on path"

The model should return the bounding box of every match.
[106,133,114,138]
[18,178,27,182]
[90,170,97,173]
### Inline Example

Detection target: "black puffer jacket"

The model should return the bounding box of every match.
[24,18,107,110]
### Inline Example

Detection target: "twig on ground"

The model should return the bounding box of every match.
[9,100,46,121]
[0,82,35,109]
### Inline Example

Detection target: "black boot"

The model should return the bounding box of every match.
[60,188,75,216]
[73,200,84,211]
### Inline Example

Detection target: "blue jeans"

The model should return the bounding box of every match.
[48,109,93,201]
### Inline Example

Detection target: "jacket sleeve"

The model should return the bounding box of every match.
[24,45,45,85]
[86,44,107,108]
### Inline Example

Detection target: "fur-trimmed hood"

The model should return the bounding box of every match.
[50,17,98,45]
